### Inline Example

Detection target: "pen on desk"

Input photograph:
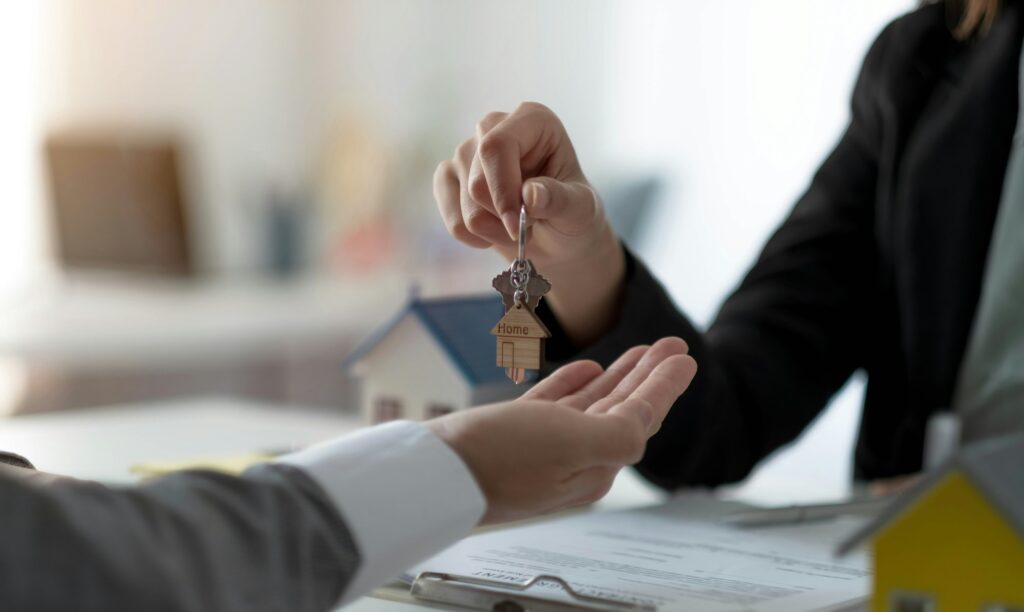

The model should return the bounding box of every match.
[721,497,890,528]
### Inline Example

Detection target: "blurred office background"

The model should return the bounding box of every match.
[0,1,912,495]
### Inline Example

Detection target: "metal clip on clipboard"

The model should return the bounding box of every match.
[410,571,657,612]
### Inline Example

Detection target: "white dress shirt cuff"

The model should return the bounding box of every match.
[277,420,486,606]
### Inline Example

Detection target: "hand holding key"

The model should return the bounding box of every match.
[434,102,626,346]
[433,102,606,261]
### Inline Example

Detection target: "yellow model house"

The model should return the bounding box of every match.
[837,433,1024,612]
[491,304,550,377]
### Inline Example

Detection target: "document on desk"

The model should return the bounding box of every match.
[406,495,870,611]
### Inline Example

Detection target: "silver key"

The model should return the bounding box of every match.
[490,207,551,383]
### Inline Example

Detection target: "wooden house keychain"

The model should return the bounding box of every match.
[490,206,551,383]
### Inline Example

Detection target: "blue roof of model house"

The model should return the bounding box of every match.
[344,294,511,386]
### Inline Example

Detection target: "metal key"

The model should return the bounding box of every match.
[490,206,551,383]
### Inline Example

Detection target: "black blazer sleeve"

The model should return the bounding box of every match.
[539,20,894,490]
[0,464,359,612]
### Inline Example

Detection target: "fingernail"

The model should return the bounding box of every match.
[503,211,519,238]
[530,182,549,210]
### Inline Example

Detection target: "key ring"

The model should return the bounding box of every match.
[517,204,527,263]
[509,205,531,307]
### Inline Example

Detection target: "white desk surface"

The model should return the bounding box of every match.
[0,396,362,482]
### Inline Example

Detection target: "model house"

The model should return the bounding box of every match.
[344,294,521,424]
[837,433,1024,612]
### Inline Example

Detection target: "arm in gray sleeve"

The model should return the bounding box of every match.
[0,464,358,612]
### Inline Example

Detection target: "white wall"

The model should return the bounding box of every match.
[303,0,617,272]
[0,4,48,292]
[38,0,320,274]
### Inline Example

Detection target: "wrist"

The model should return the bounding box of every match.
[425,417,491,517]
[544,225,625,346]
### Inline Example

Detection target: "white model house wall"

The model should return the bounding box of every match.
[356,314,470,423]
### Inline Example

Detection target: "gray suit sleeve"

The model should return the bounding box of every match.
[0,464,359,612]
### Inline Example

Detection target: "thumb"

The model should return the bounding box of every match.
[521,176,600,236]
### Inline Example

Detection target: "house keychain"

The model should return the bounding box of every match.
[490,205,551,384]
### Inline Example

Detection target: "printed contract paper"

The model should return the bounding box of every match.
[407,496,869,611]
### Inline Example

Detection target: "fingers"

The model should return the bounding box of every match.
[551,341,685,469]
[868,475,921,497]
[522,177,601,238]
[607,353,698,435]
[463,193,512,247]
[468,112,508,211]
[434,161,490,249]
[586,337,690,416]
[454,138,515,248]
[438,103,577,248]
[521,360,603,402]
[578,350,695,467]
[558,345,649,411]
[476,102,557,237]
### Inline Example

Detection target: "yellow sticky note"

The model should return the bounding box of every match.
[130,451,280,478]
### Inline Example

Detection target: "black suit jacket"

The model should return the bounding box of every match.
[541,1,1023,487]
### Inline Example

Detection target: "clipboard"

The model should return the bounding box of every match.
[404,493,869,612]
[409,571,657,611]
